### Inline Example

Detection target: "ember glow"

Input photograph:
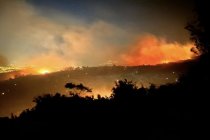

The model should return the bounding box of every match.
[38,69,51,75]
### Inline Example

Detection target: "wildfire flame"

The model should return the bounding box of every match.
[121,35,198,66]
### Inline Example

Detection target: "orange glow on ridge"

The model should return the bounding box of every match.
[38,69,51,75]
[121,35,198,66]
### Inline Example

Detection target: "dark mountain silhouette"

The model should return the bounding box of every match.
[0,60,195,116]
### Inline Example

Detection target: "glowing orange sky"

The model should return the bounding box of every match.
[3,34,197,77]
[1,34,197,79]
[0,0,195,71]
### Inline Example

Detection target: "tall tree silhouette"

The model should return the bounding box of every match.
[181,0,210,96]
[186,0,210,54]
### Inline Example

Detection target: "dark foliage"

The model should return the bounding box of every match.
[65,83,92,92]
[65,82,92,96]
[0,79,204,139]
[186,0,210,54]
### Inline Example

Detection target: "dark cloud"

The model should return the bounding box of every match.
[27,0,195,43]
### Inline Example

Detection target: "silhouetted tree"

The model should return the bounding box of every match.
[181,0,210,96]
[186,0,210,54]
[111,79,136,100]
[65,82,92,96]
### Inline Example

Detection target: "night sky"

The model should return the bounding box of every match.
[0,0,196,72]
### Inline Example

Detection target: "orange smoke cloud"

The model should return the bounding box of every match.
[121,34,197,66]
